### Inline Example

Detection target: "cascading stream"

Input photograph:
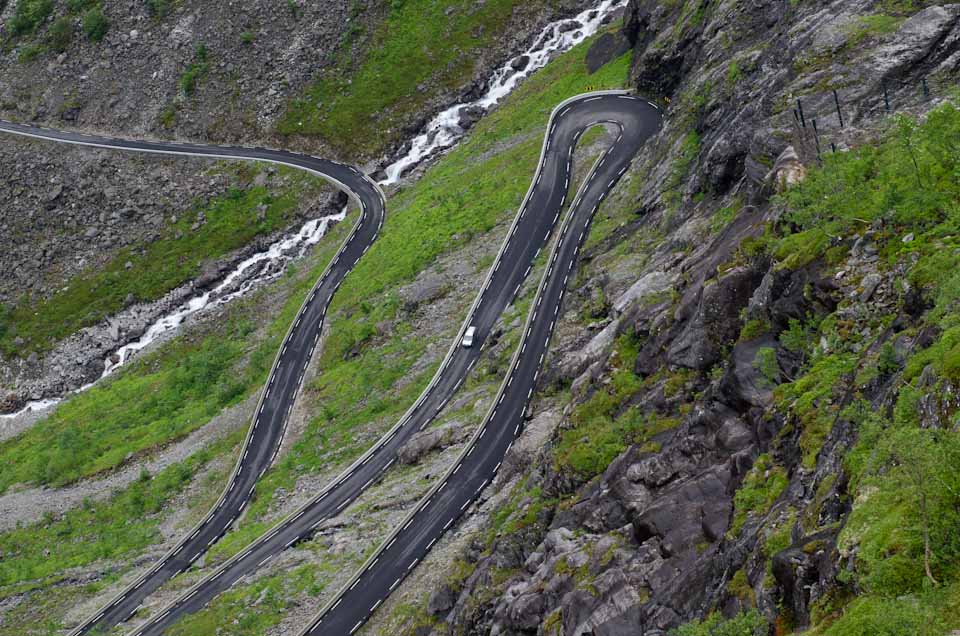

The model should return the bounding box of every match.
[2,0,626,419]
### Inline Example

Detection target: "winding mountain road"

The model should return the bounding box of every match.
[0,90,660,635]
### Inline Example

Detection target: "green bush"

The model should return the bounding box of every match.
[753,346,780,384]
[17,42,44,61]
[822,596,944,636]
[82,6,109,41]
[180,43,209,96]
[47,16,73,52]
[670,610,768,636]
[8,0,54,36]
[146,0,171,17]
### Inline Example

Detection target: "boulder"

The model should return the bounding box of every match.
[396,420,471,464]
[611,270,676,315]
[765,145,806,192]
[427,583,457,615]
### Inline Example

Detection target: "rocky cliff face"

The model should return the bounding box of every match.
[387,2,960,634]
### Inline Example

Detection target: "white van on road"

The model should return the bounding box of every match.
[461,326,476,348]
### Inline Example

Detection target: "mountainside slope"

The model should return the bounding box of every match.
[366,1,960,635]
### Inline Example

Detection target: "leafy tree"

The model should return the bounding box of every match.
[850,417,960,595]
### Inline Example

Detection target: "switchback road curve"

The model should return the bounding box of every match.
[0,120,386,635]
[0,90,660,635]
[304,92,660,635]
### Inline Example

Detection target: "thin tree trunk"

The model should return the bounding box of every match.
[920,487,938,587]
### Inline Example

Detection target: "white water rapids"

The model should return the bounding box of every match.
[4,0,626,419]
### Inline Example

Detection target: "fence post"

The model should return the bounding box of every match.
[797,98,806,128]
[812,117,822,160]
[833,89,844,128]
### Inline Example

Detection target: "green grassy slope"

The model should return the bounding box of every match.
[278,0,560,158]
[0,165,329,357]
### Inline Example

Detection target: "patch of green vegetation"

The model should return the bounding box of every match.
[146,0,172,18]
[774,351,856,469]
[158,102,178,128]
[81,6,108,42]
[763,508,796,564]
[662,131,701,213]
[0,432,235,596]
[780,317,816,356]
[7,0,54,37]
[728,568,755,605]
[554,334,678,479]
[165,565,321,636]
[485,485,556,546]
[710,197,742,234]
[818,595,946,636]
[384,602,441,634]
[739,318,770,341]
[47,16,72,52]
[840,407,960,599]
[753,346,780,385]
[0,320,256,491]
[16,41,44,61]
[669,610,768,636]
[775,105,960,274]
[180,42,209,96]
[279,0,558,158]
[726,60,741,89]
[0,168,324,355]
[66,0,97,11]
[729,454,789,535]
[846,14,904,46]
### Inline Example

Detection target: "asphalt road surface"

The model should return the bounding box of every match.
[0,90,660,635]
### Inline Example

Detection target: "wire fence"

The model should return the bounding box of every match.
[791,75,957,165]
